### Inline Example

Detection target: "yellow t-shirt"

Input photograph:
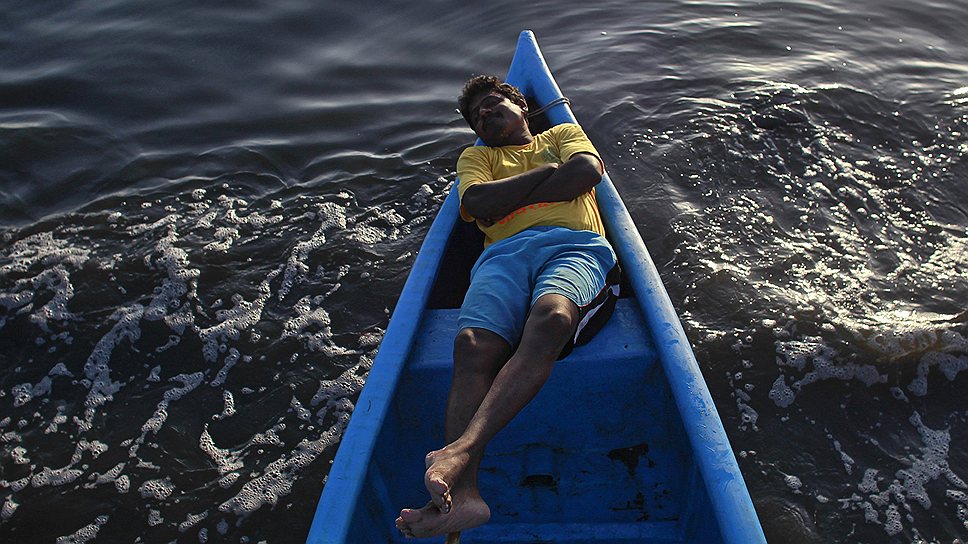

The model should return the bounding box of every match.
[456,123,605,247]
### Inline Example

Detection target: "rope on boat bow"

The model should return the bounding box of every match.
[528,97,571,118]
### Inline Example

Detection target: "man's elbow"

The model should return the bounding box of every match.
[461,187,490,218]
[574,156,604,191]
[567,153,604,183]
[581,153,604,178]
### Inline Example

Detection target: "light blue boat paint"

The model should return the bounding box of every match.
[306,30,766,544]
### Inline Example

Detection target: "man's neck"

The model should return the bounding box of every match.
[492,127,534,147]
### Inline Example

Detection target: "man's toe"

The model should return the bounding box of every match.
[400,508,422,523]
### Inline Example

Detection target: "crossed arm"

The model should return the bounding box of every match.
[460,152,603,224]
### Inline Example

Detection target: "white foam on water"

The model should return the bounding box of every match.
[71,439,109,464]
[199,425,244,476]
[0,291,32,330]
[0,430,21,447]
[139,477,175,501]
[348,205,406,246]
[249,423,286,447]
[49,362,72,377]
[218,473,240,489]
[656,86,968,541]
[883,504,903,536]
[142,224,199,325]
[84,463,131,493]
[6,477,28,493]
[290,396,311,422]
[213,390,236,420]
[147,509,164,527]
[89,463,127,487]
[54,514,109,544]
[221,195,283,230]
[192,192,289,254]
[27,267,78,333]
[784,474,803,493]
[910,347,968,397]
[45,410,68,434]
[1,496,18,521]
[727,370,759,431]
[12,437,114,498]
[0,233,88,338]
[10,376,52,407]
[283,296,358,357]
[212,347,377,519]
[0,180,449,539]
[81,303,144,427]
[211,349,242,388]
[358,329,384,349]
[140,372,204,436]
[946,489,968,529]
[178,510,208,533]
[768,375,796,408]
[832,439,855,475]
[769,337,886,407]
[204,226,241,252]
[841,411,967,537]
[115,475,130,494]
[217,403,351,518]
[197,269,278,362]
[349,223,387,245]
[858,468,880,494]
[0,232,90,276]
[31,466,84,488]
[10,446,29,465]
[311,354,371,422]
[279,202,347,300]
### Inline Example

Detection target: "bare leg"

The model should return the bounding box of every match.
[397,327,510,538]
[400,294,578,538]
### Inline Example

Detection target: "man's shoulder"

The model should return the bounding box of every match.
[458,145,491,165]
[547,122,581,134]
[459,144,491,157]
[456,145,493,177]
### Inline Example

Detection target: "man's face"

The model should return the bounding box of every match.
[468,91,527,145]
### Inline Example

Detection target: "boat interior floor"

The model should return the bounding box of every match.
[367,298,720,543]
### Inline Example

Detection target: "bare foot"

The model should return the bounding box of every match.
[396,491,490,538]
[424,448,471,513]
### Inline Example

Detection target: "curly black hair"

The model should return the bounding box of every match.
[457,75,528,128]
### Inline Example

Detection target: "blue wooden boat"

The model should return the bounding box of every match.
[306,31,766,544]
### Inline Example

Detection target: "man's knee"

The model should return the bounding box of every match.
[454,328,510,374]
[528,299,577,341]
[455,327,494,353]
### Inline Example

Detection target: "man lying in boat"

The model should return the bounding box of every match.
[396,75,620,540]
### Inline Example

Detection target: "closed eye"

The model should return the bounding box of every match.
[472,96,503,124]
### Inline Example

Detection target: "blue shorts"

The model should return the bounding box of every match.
[458,226,620,354]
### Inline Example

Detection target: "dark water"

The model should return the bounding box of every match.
[1,1,966,542]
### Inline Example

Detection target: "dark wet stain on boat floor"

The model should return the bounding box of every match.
[607,442,654,475]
